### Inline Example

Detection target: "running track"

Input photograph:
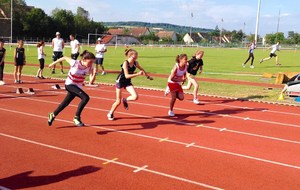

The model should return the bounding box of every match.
[0,75,300,190]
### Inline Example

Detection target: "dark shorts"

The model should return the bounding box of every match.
[71,53,79,60]
[116,81,133,89]
[95,58,104,65]
[15,59,25,66]
[269,53,277,57]
[39,58,45,69]
[52,51,63,61]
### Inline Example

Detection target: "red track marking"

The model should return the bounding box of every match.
[1,74,300,189]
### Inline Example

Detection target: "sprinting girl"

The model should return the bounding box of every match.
[182,50,204,104]
[167,54,188,117]
[47,50,96,127]
[0,39,6,85]
[107,48,153,120]
[14,40,26,83]
[36,41,46,79]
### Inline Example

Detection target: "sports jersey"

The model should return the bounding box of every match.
[168,63,187,84]
[0,48,6,63]
[270,44,280,54]
[248,43,256,53]
[187,57,203,75]
[70,39,80,54]
[52,38,64,52]
[95,44,106,58]
[116,60,136,84]
[37,46,45,59]
[65,60,94,88]
[15,47,25,61]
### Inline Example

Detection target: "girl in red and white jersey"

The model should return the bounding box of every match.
[167,54,188,116]
[47,50,96,127]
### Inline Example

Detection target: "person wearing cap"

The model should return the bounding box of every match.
[51,32,65,74]
[70,34,80,60]
[95,37,107,75]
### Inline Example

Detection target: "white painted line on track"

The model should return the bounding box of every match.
[133,165,148,173]
[186,142,196,147]
[1,107,300,170]
[220,128,226,132]
[0,133,223,190]
[103,158,119,165]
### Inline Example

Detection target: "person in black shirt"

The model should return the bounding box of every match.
[14,40,26,83]
[107,48,153,120]
[0,39,6,85]
[182,50,204,104]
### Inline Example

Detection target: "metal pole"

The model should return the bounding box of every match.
[254,0,261,42]
[276,9,280,42]
[10,0,13,44]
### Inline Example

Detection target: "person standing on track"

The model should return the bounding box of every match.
[259,41,281,66]
[107,48,153,121]
[70,34,80,60]
[51,32,65,74]
[47,50,96,127]
[242,40,256,69]
[36,41,46,79]
[95,38,107,75]
[0,39,6,85]
[182,50,204,104]
[167,54,188,117]
[14,40,26,83]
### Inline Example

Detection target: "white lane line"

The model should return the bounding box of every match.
[133,165,148,173]
[1,107,300,170]
[103,158,119,165]
[186,142,195,147]
[1,94,300,146]
[220,128,226,132]
[0,133,222,190]
[244,117,250,120]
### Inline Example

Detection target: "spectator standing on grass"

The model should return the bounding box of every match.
[14,40,26,83]
[182,50,204,104]
[107,48,153,121]
[51,32,65,74]
[0,39,6,85]
[242,40,256,69]
[167,54,188,117]
[47,50,96,127]
[70,34,80,60]
[36,41,46,79]
[259,41,281,66]
[95,38,107,75]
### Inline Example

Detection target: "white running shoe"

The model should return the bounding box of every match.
[250,65,254,69]
[168,110,175,117]
[107,113,114,120]
[242,63,246,68]
[193,98,200,105]
[164,86,170,96]
[101,71,106,75]
[0,80,5,85]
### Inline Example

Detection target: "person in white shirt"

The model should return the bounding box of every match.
[259,41,281,66]
[242,40,256,68]
[36,41,46,79]
[95,38,107,75]
[51,32,65,74]
[47,50,96,127]
[70,34,80,60]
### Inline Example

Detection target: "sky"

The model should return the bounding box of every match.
[25,0,300,36]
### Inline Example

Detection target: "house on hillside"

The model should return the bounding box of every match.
[183,32,210,44]
[156,31,177,42]
[100,34,141,45]
[107,27,150,37]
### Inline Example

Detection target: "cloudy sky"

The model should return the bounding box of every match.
[25,0,300,36]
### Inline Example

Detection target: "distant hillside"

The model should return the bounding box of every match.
[103,21,213,34]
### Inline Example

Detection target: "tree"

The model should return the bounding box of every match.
[51,8,75,37]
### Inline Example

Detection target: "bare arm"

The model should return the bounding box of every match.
[136,61,153,80]
[49,56,72,68]
[123,61,143,79]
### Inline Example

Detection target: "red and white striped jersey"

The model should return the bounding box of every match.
[65,60,94,88]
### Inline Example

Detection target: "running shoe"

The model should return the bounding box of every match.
[101,71,106,75]
[0,80,5,85]
[122,98,129,110]
[107,113,114,121]
[51,70,55,74]
[250,65,254,69]
[242,63,246,68]
[48,112,55,126]
[193,98,200,105]
[73,116,84,127]
[168,110,175,117]
[259,59,263,64]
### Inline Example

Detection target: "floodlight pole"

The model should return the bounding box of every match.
[254,0,261,42]
[10,0,13,44]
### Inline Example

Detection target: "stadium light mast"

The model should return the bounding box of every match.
[254,0,261,42]
[10,0,13,44]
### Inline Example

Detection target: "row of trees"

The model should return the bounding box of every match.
[0,0,106,41]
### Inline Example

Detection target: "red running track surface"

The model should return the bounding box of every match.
[0,75,300,190]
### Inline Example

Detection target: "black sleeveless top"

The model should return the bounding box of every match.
[15,47,25,61]
[116,60,137,83]
[187,57,203,75]
[0,48,6,62]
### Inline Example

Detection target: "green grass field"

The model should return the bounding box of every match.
[3,44,300,104]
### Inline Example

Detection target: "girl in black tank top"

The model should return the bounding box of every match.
[107,49,153,121]
[14,40,26,83]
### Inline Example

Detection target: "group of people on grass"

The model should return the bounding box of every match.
[0,33,297,127]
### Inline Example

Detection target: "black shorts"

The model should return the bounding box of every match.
[15,59,25,66]
[52,51,63,61]
[269,53,277,57]
[71,53,79,60]
[116,81,133,89]
[39,58,45,69]
[95,58,104,65]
